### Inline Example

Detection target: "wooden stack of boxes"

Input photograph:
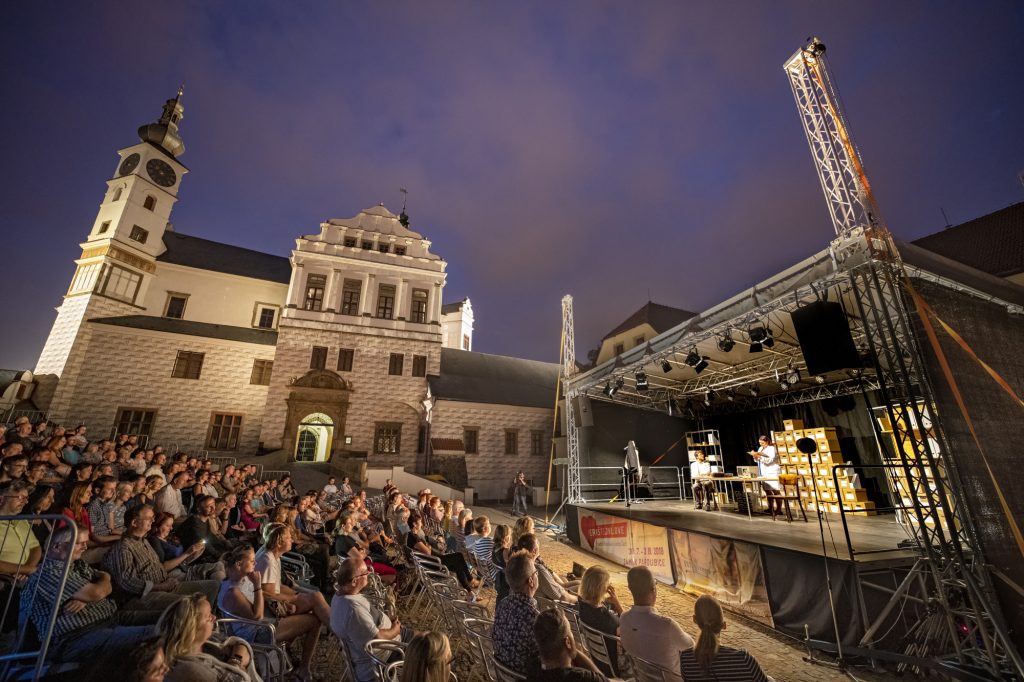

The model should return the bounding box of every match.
[773,419,876,515]
[873,404,955,533]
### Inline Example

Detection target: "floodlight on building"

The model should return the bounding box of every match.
[747,325,774,352]
[635,370,649,392]
[685,347,709,374]
[717,332,735,353]
[661,359,673,373]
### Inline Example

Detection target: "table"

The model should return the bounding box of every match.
[699,475,776,521]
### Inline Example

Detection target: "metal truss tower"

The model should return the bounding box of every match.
[785,37,1022,678]
[561,295,583,503]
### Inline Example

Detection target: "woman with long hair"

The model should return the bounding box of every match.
[577,565,622,676]
[491,524,513,604]
[256,524,331,626]
[679,594,770,682]
[24,484,57,544]
[62,481,109,563]
[401,631,451,682]
[511,515,534,547]
[159,592,260,682]
[42,436,71,477]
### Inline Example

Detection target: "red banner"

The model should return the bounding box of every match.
[576,509,673,584]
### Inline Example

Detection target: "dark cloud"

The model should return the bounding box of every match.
[1,2,1022,370]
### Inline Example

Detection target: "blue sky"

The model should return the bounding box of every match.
[1,2,1022,369]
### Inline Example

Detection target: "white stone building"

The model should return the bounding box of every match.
[31,92,558,496]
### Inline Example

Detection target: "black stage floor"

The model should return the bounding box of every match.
[570,500,916,565]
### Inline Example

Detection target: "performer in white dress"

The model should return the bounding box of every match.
[749,435,783,515]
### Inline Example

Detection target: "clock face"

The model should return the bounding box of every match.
[146,158,177,187]
[118,153,140,176]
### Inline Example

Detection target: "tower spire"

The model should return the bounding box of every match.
[137,87,186,157]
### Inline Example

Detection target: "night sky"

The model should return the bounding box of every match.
[2,2,1022,370]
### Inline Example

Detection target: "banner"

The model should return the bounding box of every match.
[577,509,673,584]
[669,529,773,626]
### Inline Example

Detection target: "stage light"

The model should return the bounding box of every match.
[603,381,615,397]
[815,375,826,384]
[661,359,673,373]
[726,389,736,402]
[685,347,709,374]
[635,370,649,392]
[703,388,717,405]
[749,385,761,397]
[786,367,800,385]
[615,377,625,390]
[747,325,774,352]
[717,333,735,353]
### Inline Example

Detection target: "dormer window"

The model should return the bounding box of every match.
[344,237,357,247]
[378,244,390,254]
[143,196,157,211]
[394,246,407,256]
[361,241,374,250]
[129,225,149,244]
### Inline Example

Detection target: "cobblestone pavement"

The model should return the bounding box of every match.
[474,503,916,682]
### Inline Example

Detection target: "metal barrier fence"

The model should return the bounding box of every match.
[625,466,684,503]
[0,515,80,681]
[260,469,290,483]
[0,410,47,429]
[577,466,628,502]
[207,456,237,473]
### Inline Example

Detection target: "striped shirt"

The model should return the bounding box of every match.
[86,498,115,536]
[472,536,497,581]
[679,646,769,682]
[102,535,168,599]
[21,557,117,637]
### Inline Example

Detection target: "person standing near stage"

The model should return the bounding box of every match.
[690,451,717,512]
[749,436,783,515]
[512,472,529,517]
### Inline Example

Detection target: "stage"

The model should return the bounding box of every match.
[565,500,918,646]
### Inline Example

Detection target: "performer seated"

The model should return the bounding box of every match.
[749,435,783,515]
[689,450,717,511]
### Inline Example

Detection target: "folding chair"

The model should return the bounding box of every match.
[578,621,620,676]
[627,651,683,682]
[462,617,496,682]
[493,659,526,682]
[365,638,406,682]
[215,613,293,682]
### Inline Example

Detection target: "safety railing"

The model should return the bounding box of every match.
[577,466,630,502]
[0,410,47,429]
[260,469,290,483]
[625,466,684,503]
[207,456,237,473]
[0,515,80,681]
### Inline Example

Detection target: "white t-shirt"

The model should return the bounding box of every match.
[255,549,282,591]
[323,484,338,495]
[690,460,712,480]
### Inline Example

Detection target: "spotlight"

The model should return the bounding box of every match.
[661,359,673,373]
[747,325,774,352]
[776,369,791,391]
[786,367,800,385]
[815,375,826,384]
[635,370,649,392]
[603,381,615,397]
[717,333,735,353]
[703,388,717,405]
[749,385,761,397]
[726,389,736,402]
[685,347,709,374]
[615,377,625,390]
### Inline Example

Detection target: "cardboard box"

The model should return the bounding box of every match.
[783,419,805,430]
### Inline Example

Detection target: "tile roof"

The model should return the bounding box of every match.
[428,348,559,409]
[158,231,291,283]
[89,315,279,345]
[602,301,698,341]
[911,202,1024,278]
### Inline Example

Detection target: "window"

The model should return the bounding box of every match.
[310,346,328,370]
[463,334,470,350]
[303,274,326,311]
[376,284,396,319]
[361,241,374,250]
[69,262,102,294]
[207,413,243,450]
[164,294,188,319]
[341,279,361,316]
[505,429,519,455]
[635,336,645,346]
[378,244,390,254]
[129,225,149,244]
[614,343,625,355]
[143,195,156,211]
[255,306,277,329]
[531,430,544,457]
[374,423,402,454]
[171,351,204,380]
[112,187,122,201]
[412,355,427,377]
[464,428,479,454]
[388,353,404,376]
[115,408,155,438]
[344,237,357,247]
[250,359,273,385]
[394,246,407,256]
[337,348,354,372]
[98,220,111,234]
[98,264,141,304]
[411,289,428,324]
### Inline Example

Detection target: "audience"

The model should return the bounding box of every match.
[155,471,189,520]
[518,534,577,604]
[492,523,513,604]
[256,524,331,626]
[492,550,542,675]
[577,566,622,676]
[0,479,40,580]
[403,631,452,682]
[619,566,694,677]
[530,607,606,682]
[679,595,771,682]
[159,592,260,682]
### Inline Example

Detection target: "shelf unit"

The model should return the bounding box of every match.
[685,429,722,470]
[774,419,876,516]
[873,403,954,533]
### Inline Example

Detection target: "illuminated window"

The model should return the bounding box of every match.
[411,289,428,323]
[374,423,401,454]
[303,274,326,311]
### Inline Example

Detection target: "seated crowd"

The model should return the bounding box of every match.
[0,416,773,681]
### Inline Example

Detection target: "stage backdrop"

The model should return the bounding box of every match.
[669,529,773,627]
[574,508,674,584]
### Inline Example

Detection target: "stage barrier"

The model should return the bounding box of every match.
[626,466,683,503]
[573,508,674,584]
[577,466,626,502]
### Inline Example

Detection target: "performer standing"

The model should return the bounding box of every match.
[749,435,783,515]
[511,471,529,516]
[690,450,717,512]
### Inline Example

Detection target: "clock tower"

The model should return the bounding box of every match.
[34,90,189,415]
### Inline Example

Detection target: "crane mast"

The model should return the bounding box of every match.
[785,37,1022,679]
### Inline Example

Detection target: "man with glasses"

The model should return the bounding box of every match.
[492,550,542,675]
[0,479,40,581]
[330,556,412,682]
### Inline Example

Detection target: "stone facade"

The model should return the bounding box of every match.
[430,400,553,500]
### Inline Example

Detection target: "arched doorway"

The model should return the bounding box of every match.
[295,412,334,462]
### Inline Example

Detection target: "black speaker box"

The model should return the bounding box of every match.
[575,394,594,427]
[791,301,861,375]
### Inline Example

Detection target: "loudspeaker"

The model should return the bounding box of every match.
[575,394,594,427]
[791,301,861,375]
